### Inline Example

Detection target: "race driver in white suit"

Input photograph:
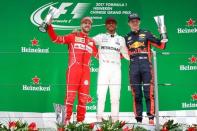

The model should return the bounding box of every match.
[93,17,129,122]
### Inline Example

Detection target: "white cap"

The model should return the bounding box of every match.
[81,16,93,24]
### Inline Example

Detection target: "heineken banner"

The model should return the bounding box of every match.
[0,0,196,123]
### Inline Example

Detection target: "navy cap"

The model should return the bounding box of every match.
[105,17,117,24]
[128,13,140,21]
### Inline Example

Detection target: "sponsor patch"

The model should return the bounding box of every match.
[74,43,85,50]
[75,37,85,43]
[128,36,132,40]
[88,42,93,46]
[115,39,120,45]
[84,80,89,85]
[86,45,93,53]
[129,42,145,49]
[139,34,146,37]
[102,37,108,42]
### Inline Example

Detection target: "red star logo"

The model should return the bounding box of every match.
[192,94,197,101]
[32,76,40,84]
[31,38,39,46]
[188,55,197,64]
[186,18,195,26]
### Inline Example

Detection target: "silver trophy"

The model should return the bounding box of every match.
[53,103,66,125]
[39,6,59,32]
[154,15,168,43]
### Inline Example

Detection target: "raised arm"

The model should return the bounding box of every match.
[47,25,72,44]
[147,31,166,49]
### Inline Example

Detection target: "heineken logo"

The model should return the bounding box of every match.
[192,93,197,101]
[90,63,98,73]
[186,18,196,27]
[31,38,39,46]
[21,37,49,54]
[188,55,197,64]
[32,76,40,84]
[90,67,98,72]
[182,102,197,108]
[22,75,51,92]
[179,55,197,71]
[177,18,197,34]
[75,105,96,111]
[181,93,197,109]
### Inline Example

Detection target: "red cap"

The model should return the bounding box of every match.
[105,17,117,24]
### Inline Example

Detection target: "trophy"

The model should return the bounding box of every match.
[53,103,66,125]
[39,6,59,32]
[154,15,168,43]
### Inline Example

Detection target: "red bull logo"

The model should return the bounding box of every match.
[129,42,145,49]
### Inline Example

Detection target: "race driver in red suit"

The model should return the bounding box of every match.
[47,17,98,123]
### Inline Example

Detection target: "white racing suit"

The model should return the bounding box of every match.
[93,33,129,121]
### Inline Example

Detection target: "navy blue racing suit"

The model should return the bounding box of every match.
[125,29,166,122]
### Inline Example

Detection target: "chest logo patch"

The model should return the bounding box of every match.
[75,37,85,43]
[88,41,93,46]
[139,34,146,37]
[129,42,145,49]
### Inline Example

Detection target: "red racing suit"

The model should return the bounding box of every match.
[48,25,98,122]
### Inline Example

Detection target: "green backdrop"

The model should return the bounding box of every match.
[0,0,196,113]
